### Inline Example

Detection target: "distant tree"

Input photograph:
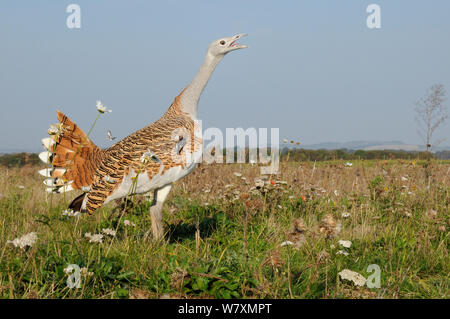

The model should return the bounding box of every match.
[415,84,448,184]
[415,84,448,153]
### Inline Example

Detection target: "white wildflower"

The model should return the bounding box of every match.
[341,212,351,218]
[62,209,80,217]
[84,232,103,243]
[254,179,265,188]
[338,269,366,287]
[280,241,294,247]
[140,149,157,164]
[48,124,59,135]
[338,240,352,248]
[401,176,408,181]
[96,100,112,114]
[89,234,103,243]
[48,123,65,135]
[124,220,136,227]
[336,250,349,256]
[7,232,38,249]
[345,162,353,167]
[233,172,242,177]
[80,267,94,276]
[102,228,116,237]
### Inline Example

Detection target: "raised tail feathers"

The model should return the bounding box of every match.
[39,111,104,193]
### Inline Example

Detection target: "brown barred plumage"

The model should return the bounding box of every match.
[82,92,199,213]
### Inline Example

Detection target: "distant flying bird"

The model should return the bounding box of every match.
[38,34,248,240]
[107,130,116,141]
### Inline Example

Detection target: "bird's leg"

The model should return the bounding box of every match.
[149,183,172,241]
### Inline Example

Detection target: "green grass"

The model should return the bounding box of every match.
[0,160,448,299]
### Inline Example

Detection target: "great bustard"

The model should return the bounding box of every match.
[39,34,248,240]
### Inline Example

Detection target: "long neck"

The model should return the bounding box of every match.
[180,52,222,118]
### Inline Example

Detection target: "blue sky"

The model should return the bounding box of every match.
[0,0,449,151]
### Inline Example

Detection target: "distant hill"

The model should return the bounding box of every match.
[299,140,450,152]
[363,144,421,151]
[1,140,449,157]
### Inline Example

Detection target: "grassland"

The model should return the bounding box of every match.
[0,159,448,299]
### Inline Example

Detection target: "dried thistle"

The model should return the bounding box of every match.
[240,192,250,201]
[319,214,341,238]
[170,268,189,290]
[244,198,264,212]
[426,209,438,219]
[130,288,152,299]
[285,218,306,248]
[263,249,285,270]
[292,218,306,233]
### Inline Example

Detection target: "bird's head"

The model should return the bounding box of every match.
[207,33,248,57]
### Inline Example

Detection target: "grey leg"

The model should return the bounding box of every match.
[149,183,172,240]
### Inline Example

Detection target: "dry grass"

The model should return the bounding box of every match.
[0,159,448,298]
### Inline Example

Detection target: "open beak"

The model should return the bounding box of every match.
[227,33,248,51]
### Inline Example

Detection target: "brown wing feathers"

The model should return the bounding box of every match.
[39,111,104,193]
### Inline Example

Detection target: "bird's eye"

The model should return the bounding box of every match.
[219,40,226,45]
